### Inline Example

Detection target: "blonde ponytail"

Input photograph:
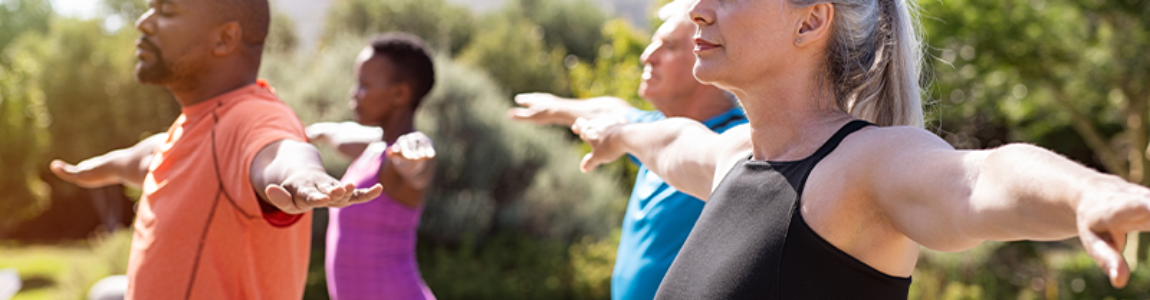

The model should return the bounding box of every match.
[793,0,924,127]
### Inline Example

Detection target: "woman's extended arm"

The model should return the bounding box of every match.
[306,122,383,159]
[574,116,750,200]
[860,126,1150,288]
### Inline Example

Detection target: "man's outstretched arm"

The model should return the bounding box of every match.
[50,133,166,190]
[250,140,382,214]
[508,93,636,126]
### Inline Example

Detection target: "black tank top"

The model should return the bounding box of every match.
[654,120,911,299]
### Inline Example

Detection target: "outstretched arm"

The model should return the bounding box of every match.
[378,132,437,208]
[573,116,750,200]
[508,93,636,127]
[863,127,1150,288]
[251,139,383,214]
[306,122,383,159]
[50,133,166,190]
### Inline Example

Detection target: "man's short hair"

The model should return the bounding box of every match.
[368,33,436,108]
[210,0,270,47]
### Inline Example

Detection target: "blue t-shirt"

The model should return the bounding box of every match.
[612,107,747,300]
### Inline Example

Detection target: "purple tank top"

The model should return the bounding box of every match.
[326,142,435,300]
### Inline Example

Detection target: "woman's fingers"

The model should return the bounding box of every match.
[1079,220,1131,288]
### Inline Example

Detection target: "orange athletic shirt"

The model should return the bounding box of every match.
[126,80,312,300]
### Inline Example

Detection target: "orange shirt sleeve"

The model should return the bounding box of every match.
[212,95,308,224]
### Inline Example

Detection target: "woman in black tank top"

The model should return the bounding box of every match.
[570,0,1150,297]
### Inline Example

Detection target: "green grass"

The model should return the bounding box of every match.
[0,230,131,300]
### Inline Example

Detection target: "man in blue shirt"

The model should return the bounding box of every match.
[508,1,747,298]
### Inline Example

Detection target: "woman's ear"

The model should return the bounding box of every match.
[390,82,413,108]
[795,3,835,47]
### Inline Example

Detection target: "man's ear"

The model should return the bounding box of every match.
[795,3,834,47]
[212,21,243,56]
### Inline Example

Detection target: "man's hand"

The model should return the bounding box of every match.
[264,171,383,214]
[252,139,382,214]
[509,93,634,127]
[386,132,436,189]
[48,133,164,190]
[509,93,578,125]
[50,159,120,188]
[571,116,630,173]
[1075,177,1150,288]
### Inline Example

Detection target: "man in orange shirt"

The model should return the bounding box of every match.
[47,0,381,299]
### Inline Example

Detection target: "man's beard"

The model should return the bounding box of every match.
[135,55,176,85]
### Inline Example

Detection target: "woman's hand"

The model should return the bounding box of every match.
[1076,176,1150,288]
[386,132,436,189]
[572,116,630,173]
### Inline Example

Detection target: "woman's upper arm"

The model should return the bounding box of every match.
[862,127,988,251]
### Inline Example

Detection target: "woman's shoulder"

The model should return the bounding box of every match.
[829,125,958,173]
[851,125,952,151]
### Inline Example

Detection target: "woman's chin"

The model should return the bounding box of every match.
[692,64,724,86]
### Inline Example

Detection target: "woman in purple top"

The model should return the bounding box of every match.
[308,33,438,300]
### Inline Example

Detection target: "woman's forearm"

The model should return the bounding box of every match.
[616,118,722,199]
[968,143,1114,241]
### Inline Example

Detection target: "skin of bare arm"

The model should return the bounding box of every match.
[252,139,383,214]
[509,93,636,127]
[377,132,437,208]
[581,115,1150,288]
[574,116,751,200]
[49,133,167,190]
[306,121,383,159]
[856,126,1150,287]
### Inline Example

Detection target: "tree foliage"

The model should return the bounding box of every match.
[0,0,51,53]
[0,17,179,235]
[457,16,572,97]
[924,0,1150,182]
[322,0,474,55]
[510,0,609,62]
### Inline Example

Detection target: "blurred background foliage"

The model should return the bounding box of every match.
[1,0,1150,299]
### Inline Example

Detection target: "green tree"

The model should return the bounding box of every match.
[918,0,1150,297]
[924,0,1149,183]
[0,0,51,53]
[457,16,572,97]
[1,18,180,239]
[510,0,609,62]
[322,0,475,55]
[568,19,650,109]
[0,42,51,230]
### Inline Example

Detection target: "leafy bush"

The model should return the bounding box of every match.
[507,0,609,62]
[322,0,474,55]
[457,16,571,97]
[1,17,178,235]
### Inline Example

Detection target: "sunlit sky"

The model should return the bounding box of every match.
[49,0,101,19]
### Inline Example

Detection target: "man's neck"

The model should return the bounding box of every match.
[170,79,255,108]
[170,57,260,107]
[662,87,736,122]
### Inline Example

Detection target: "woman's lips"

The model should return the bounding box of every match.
[694,37,721,53]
